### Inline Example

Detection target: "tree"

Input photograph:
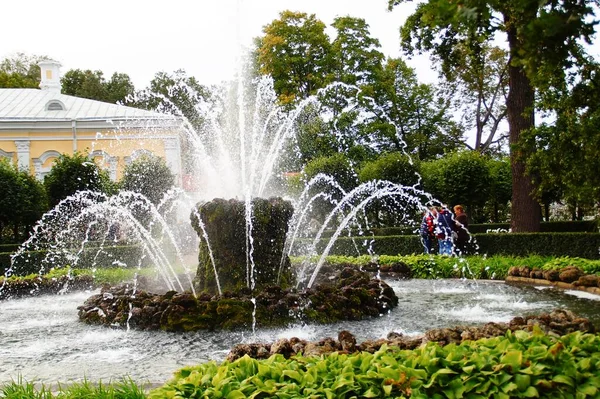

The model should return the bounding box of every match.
[303,153,358,192]
[120,155,175,206]
[358,152,420,187]
[0,53,49,88]
[0,159,48,241]
[487,158,512,223]
[389,0,599,232]
[440,44,509,153]
[61,69,136,105]
[135,69,210,130]
[44,152,111,207]
[522,61,600,220]
[370,58,463,159]
[257,11,332,104]
[330,16,384,87]
[420,151,492,220]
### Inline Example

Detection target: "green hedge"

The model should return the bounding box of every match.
[468,220,598,234]
[0,244,154,276]
[318,220,598,237]
[297,232,600,259]
[0,243,20,253]
[150,330,600,399]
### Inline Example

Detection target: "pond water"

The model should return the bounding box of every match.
[1,279,598,384]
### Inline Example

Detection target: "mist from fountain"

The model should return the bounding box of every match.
[2,75,440,299]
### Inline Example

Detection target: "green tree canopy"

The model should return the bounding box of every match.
[421,151,492,219]
[44,152,111,207]
[389,0,599,232]
[0,53,49,88]
[0,159,48,241]
[371,57,463,159]
[302,153,358,193]
[120,155,175,206]
[61,69,136,105]
[257,11,332,104]
[358,151,420,187]
[135,69,210,131]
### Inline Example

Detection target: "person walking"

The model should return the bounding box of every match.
[419,207,437,254]
[453,205,470,255]
[435,206,455,255]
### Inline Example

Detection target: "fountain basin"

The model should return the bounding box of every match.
[77,268,398,331]
[2,278,599,384]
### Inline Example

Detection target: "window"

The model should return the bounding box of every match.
[45,100,65,111]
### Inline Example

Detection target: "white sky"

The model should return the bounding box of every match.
[0,0,435,88]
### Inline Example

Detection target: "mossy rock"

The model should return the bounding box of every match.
[191,197,294,295]
[78,269,399,331]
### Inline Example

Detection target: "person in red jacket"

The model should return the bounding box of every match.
[419,207,437,254]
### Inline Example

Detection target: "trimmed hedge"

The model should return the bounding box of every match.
[469,220,598,234]
[0,244,154,276]
[318,220,598,237]
[295,232,600,259]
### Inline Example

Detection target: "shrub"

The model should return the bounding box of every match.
[120,154,175,205]
[43,151,112,207]
[150,330,600,399]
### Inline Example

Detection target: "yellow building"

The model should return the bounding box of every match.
[0,60,183,183]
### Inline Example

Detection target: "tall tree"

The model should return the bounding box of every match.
[0,53,49,88]
[330,16,385,87]
[257,11,332,104]
[522,60,600,220]
[439,44,509,153]
[389,0,599,232]
[371,58,463,159]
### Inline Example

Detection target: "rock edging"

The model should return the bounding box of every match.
[226,309,595,361]
[507,265,600,296]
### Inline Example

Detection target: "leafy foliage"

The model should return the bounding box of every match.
[358,152,420,187]
[257,11,332,104]
[151,330,600,398]
[0,53,49,88]
[120,155,175,205]
[0,159,48,242]
[61,69,136,105]
[135,69,211,131]
[371,58,463,160]
[43,152,111,207]
[389,0,599,232]
[421,151,492,217]
[303,154,358,192]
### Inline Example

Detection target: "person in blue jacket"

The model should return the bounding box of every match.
[435,206,456,255]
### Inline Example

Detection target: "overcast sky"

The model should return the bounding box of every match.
[1,0,438,88]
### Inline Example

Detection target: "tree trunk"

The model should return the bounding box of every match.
[506,27,541,232]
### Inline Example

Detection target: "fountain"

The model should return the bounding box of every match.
[1,76,599,385]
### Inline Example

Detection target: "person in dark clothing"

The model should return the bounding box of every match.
[435,206,455,255]
[453,204,470,255]
[419,207,437,254]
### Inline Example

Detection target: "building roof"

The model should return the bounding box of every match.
[0,88,173,122]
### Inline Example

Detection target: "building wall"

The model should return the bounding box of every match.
[0,127,181,183]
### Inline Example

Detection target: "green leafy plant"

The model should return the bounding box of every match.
[151,329,600,398]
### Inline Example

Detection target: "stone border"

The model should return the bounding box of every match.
[506,276,600,296]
